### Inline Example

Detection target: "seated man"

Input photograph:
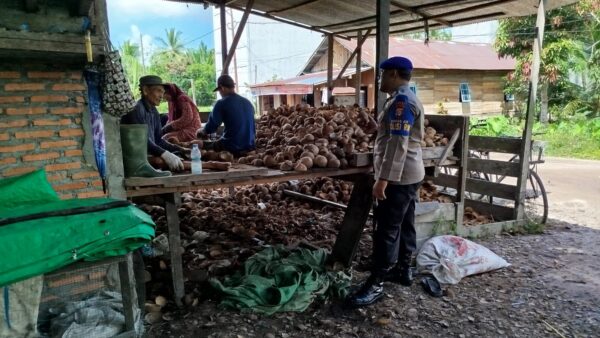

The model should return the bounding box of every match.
[121,75,186,172]
[197,75,256,156]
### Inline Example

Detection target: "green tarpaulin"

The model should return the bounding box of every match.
[0,198,155,287]
[210,245,351,315]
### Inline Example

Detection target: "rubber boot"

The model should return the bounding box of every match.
[346,274,385,308]
[120,124,171,178]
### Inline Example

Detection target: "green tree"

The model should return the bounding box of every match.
[158,28,185,55]
[119,40,144,99]
[494,0,600,120]
[402,28,452,41]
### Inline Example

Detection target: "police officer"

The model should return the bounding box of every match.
[347,56,425,307]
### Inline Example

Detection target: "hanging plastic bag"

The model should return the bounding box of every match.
[416,235,510,284]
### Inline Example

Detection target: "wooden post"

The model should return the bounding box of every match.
[330,174,374,266]
[118,253,138,334]
[327,34,334,105]
[220,1,228,75]
[222,0,254,76]
[375,0,390,115]
[355,30,362,107]
[515,0,546,221]
[335,28,372,83]
[164,192,185,307]
[456,117,469,229]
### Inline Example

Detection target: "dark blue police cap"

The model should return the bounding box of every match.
[380,56,413,72]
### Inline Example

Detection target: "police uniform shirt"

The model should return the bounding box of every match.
[373,84,425,185]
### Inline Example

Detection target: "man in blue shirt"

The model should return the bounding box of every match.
[197,75,256,156]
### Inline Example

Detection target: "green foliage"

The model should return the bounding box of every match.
[120,29,217,108]
[495,0,600,119]
[470,115,600,160]
[401,28,452,41]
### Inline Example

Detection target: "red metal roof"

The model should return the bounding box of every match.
[336,37,515,71]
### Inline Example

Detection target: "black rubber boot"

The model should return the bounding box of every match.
[386,253,413,286]
[346,275,384,308]
[120,124,171,178]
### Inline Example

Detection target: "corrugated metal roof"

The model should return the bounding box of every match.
[335,37,516,70]
[251,67,369,88]
[167,0,579,39]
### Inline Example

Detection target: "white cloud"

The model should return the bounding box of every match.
[129,25,156,63]
[109,0,193,18]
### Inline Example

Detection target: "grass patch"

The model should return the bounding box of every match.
[521,221,545,234]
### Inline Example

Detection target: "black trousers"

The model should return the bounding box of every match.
[371,182,421,277]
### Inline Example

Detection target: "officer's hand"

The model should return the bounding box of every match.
[373,179,388,200]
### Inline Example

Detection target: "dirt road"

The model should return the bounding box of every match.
[537,157,600,228]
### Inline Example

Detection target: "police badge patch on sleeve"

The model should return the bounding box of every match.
[388,94,414,136]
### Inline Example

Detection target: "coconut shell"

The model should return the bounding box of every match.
[294,163,308,172]
[314,155,328,168]
[299,157,314,169]
[280,160,294,171]
[251,159,264,166]
[327,158,341,168]
[301,134,315,144]
[263,155,278,168]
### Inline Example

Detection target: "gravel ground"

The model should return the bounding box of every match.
[145,219,600,338]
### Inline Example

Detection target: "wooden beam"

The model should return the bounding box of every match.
[434,128,460,176]
[390,0,451,27]
[164,193,185,307]
[267,0,321,14]
[220,1,228,74]
[330,174,374,266]
[355,29,362,106]
[327,34,334,104]
[469,136,522,154]
[333,0,516,35]
[222,0,254,76]
[375,0,390,116]
[467,158,521,177]
[465,199,514,221]
[516,0,546,221]
[335,28,372,82]
[118,253,138,333]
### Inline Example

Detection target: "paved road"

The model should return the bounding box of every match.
[537,157,600,229]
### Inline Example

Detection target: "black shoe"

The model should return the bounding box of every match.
[385,266,413,286]
[346,276,384,308]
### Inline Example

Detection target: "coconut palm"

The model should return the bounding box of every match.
[158,28,185,55]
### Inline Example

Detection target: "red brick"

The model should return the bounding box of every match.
[52,83,86,91]
[71,171,100,179]
[91,180,104,187]
[0,71,20,79]
[22,152,60,162]
[77,190,105,199]
[59,193,73,200]
[59,129,84,137]
[5,83,45,91]
[41,140,78,149]
[0,157,17,165]
[51,107,83,115]
[15,130,54,139]
[0,96,25,104]
[33,119,71,126]
[0,143,35,153]
[28,71,64,79]
[41,295,60,303]
[69,72,83,80]
[0,133,8,141]
[0,120,28,128]
[31,95,69,103]
[47,173,66,182]
[74,118,82,124]
[45,162,80,171]
[88,271,107,280]
[5,107,46,115]
[3,166,36,176]
[47,274,86,288]
[75,96,86,104]
[54,181,87,191]
[71,282,105,295]
[65,149,83,157]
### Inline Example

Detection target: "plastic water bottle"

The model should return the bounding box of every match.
[191,144,202,174]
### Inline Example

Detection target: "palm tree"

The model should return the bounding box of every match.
[158,28,185,55]
[187,42,215,65]
[120,40,140,58]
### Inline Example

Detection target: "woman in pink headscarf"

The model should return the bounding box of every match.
[161,84,202,143]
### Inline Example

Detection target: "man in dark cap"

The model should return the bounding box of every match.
[121,75,185,172]
[347,56,425,307]
[197,75,255,156]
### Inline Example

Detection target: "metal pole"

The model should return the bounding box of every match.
[375,0,390,114]
[139,32,146,73]
[327,34,334,105]
[355,30,362,106]
[515,0,547,221]
[220,1,228,75]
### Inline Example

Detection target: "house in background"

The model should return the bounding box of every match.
[251,36,516,115]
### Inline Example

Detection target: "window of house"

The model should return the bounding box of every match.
[409,82,417,95]
[459,83,471,102]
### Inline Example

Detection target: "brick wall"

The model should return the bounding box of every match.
[0,62,105,199]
